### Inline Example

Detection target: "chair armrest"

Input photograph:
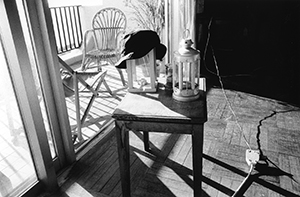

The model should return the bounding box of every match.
[82,29,97,55]
[76,71,99,75]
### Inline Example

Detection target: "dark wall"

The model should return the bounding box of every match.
[197,0,300,106]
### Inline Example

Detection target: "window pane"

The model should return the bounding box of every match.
[16,0,57,159]
[0,40,37,197]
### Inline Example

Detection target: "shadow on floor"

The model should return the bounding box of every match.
[203,154,299,197]
[133,131,299,197]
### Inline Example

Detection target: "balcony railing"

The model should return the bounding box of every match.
[50,5,83,54]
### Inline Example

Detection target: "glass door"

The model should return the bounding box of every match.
[0,0,76,196]
[0,38,38,197]
[15,0,75,171]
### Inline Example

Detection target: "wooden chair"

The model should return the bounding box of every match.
[59,57,112,142]
[80,7,127,86]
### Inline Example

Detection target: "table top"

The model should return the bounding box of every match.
[112,78,207,124]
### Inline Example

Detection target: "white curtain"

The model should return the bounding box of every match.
[178,0,196,41]
[166,0,196,62]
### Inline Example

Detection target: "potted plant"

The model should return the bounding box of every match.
[125,0,165,37]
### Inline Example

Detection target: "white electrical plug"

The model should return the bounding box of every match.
[245,149,260,166]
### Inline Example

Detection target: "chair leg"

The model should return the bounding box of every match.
[81,71,111,124]
[116,68,126,86]
[74,73,83,142]
[103,79,113,95]
[80,57,90,71]
[143,132,150,151]
[107,57,126,86]
[80,88,100,126]
[96,58,102,72]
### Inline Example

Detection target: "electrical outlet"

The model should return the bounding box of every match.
[245,149,260,166]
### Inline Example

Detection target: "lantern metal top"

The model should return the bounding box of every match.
[175,38,200,63]
[177,39,199,56]
[176,29,199,57]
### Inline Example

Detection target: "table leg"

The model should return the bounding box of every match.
[115,121,131,197]
[192,124,204,196]
[143,131,150,151]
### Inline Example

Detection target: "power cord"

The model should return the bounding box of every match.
[210,41,252,150]
[205,16,259,196]
[211,42,257,196]
[205,16,300,197]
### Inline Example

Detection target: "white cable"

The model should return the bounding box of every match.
[211,45,252,150]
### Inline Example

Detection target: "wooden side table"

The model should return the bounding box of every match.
[112,78,207,197]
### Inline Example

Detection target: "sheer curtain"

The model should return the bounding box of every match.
[178,0,196,42]
[167,0,196,62]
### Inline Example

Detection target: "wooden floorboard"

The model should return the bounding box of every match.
[53,87,300,197]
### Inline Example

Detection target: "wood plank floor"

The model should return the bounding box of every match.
[50,84,300,197]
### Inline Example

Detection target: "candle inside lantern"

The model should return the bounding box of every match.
[126,49,158,93]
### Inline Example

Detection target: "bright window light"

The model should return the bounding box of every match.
[47,0,103,7]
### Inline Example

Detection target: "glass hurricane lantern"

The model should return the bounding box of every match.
[172,38,201,102]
